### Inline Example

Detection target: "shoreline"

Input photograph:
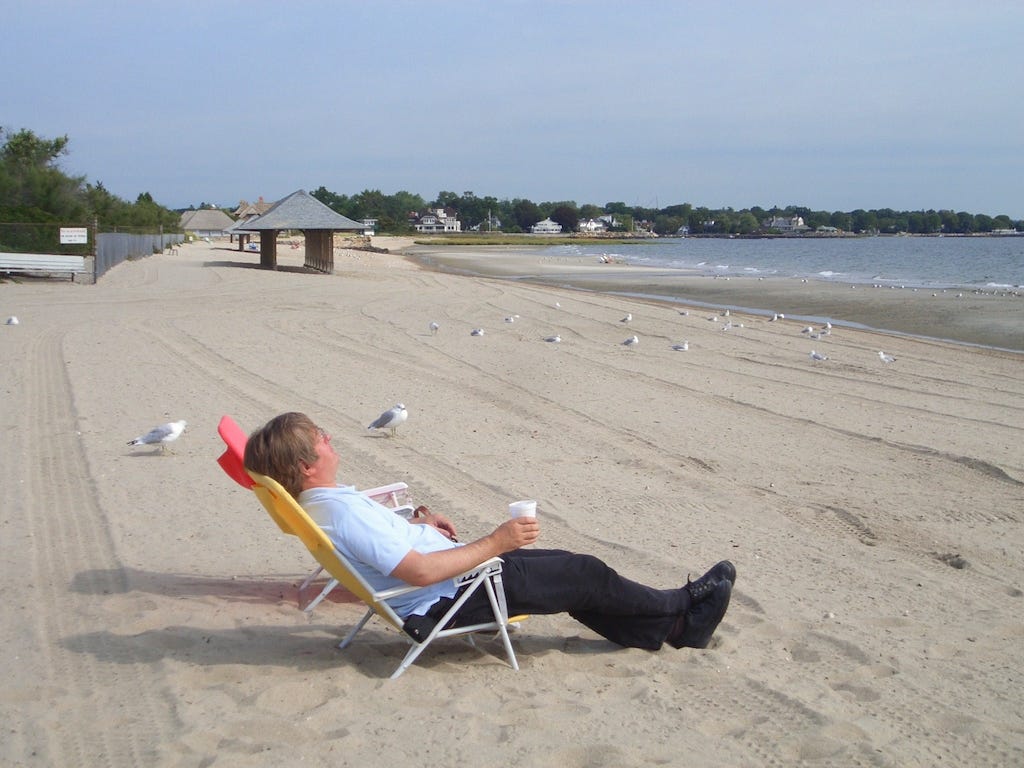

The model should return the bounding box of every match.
[392,241,1024,353]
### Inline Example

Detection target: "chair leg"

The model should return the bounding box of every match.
[338,609,375,650]
[298,565,324,592]
[302,577,339,614]
[484,577,520,671]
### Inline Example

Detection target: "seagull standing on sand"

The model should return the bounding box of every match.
[470,328,485,336]
[429,321,440,335]
[544,334,561,343]
[127,420,187,452]
[809,350,828,361]
[878,351,896,363]
[368,404,407,436]
[621,313,632,323]
[671,341,689,351]
[623,335,639,348]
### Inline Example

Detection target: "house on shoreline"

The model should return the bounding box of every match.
[530,217,563,234]
[413,208,461,233]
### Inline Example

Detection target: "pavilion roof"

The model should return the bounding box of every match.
[240,189,364,231]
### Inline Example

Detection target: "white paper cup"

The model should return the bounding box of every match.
[508,500,537,519]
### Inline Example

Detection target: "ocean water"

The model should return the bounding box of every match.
[545,236,1024,290]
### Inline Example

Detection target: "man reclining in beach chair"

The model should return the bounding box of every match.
[243,412,736,667]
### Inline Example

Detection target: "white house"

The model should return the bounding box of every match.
[765,215,808,233]
[530,217,563,234]
[414,208,461,233]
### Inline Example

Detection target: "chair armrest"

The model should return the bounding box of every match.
[374,557,504,600]
[391,504,415,520]
[362,482,410,508]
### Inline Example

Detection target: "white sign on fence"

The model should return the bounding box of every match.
[60,227,89,244]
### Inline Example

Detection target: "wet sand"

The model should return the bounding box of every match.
[406,244,1024,352]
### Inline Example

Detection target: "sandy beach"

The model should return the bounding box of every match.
[1,237,1022,766]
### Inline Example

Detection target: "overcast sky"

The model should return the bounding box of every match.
[4,1,1022,217]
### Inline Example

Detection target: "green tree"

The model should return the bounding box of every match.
[511,198,541,231]
[549,202,579,232]
[736,212,759,234]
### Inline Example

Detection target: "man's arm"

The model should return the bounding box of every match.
[390,517,539,587]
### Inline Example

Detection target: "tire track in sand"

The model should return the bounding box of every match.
[21,328,176,765]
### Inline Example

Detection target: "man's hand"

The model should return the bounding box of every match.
[494,516,540,550]
[412,505,458,540]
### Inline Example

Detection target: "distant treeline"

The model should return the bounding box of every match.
[309,186,1021,236]
[0,127,179,252]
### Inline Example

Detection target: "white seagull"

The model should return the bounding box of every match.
[623,335,639,348]
[671,341,689,351]
[5,316,19,325]
[429,321,440,335]
[470,328,485,336]
[544,334,562,343]
[620,313,632,323]
[368,404,407,436]
[128,420,187,452]
[809,350,828,361]
[878,351,896,363]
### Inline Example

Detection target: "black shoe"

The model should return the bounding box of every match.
[667,579,732,649]
[685,560,737,603]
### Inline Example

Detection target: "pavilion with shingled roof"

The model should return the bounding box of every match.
[238,189,365,272]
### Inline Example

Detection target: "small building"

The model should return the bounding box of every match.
[413,208,461,233]
[238,189,365,272]
[765,215,809,233]
[578,218,607,233]
[530,217,563,234]
[179,208,236,239]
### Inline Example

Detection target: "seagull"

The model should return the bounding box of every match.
[723,309,730,317]
[429,321,440,335]
[801,326,814,334]
[809,350,828,361]
[127,420,187,452]
[878,351,896,363]
[544,334,561,343]
[5,316,19,325]
[623,335,639,348]
[671,341,689,351]
[368,404,407,436]
[620,313,632,323]
[504,316,516,323]
[470,328,485,336]
[769,313,779,322]
[679,310,689,316]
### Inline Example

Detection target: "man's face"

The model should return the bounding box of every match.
[303,425,339,488]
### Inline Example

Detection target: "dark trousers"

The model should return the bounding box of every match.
[452,548,690,650]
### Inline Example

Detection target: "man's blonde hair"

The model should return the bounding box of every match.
[244,412,319,498]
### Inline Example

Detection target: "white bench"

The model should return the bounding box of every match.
[0,253,89,281]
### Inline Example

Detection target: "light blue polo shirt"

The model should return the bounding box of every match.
[298,485,461,618]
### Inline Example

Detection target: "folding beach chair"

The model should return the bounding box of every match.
[217,415,414,613]
[216,415,522,678]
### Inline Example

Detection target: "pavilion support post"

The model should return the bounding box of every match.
[304,230,334,273]
[259,230,278,269]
